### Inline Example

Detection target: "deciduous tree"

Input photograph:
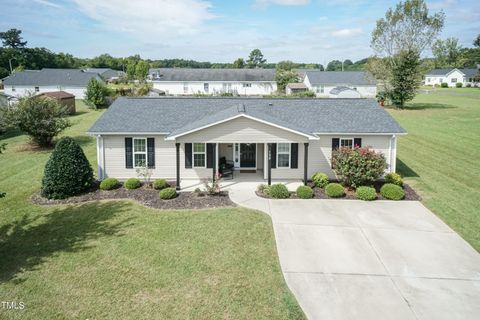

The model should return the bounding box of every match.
[0,28,27,48]
[85,78,108,109]
[246,49,266,68]
[432,37,462,68]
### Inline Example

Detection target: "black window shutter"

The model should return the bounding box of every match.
[332,138,340,150]
[125,137,133,169]
[206,143,214,168]
[185,143,192,168]
[290,143,298,169]
[354,138,362,148]
[147,138,155,168]
[271,143,277,169]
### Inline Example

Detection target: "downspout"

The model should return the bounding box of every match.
[389,135,396,173]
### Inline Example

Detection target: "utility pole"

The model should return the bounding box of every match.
[9,57,16,74]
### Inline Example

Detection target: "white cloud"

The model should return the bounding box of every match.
[33,0,61,8]
[255,0,310,7]
[72,0,214,39]
[331,28,363,37]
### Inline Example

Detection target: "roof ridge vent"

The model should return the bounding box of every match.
[237,103,246,113]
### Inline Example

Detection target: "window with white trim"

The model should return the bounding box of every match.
[133,138,147,168]
[193,143,206,168]
[183,82,189,94]
[451,78,457,83]
[243,83,252,87]
[204,83,209,93]
[277,143,290,168]
[340,138,353,149]
[34,86,39,92]
[11,86,15,92]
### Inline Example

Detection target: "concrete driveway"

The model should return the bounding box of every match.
[269,200,480,320]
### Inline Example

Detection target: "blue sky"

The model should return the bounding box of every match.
[1,0,479,63]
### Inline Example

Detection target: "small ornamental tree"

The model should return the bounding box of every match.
[41,137,94,199]
[85,78,108,109]
[5,95,70,147]
[332,146,388,188]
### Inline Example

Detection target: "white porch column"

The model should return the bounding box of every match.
[389,135,397,173]
[96,135,104,180]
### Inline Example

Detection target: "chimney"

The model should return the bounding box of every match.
[237,103,245,113]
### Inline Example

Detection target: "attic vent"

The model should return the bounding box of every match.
[268,102,273,106]
[237,103,246,113]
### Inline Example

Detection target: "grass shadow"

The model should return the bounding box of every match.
[396,158,419,178]
[0,201,134,283]
[0,128,24,141]
[73,135,94,147]
[403,102,457,110]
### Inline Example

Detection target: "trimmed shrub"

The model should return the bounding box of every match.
[440,82,448,88]
[385,173,403,186]
[455,82,463,88]
[325,183,345,198]
[466,83,472,88]
[153,179,169,190]
[159,187,177,200]
[41,137,94,199]
[257,184,268,194]
[380,183,405,200]
[100,177,119,190]
[296,185,314,199]
[356,186,377,201]
[124,178,141,190]
[311,172,329,188]
[269,184,289,199]
[332,147,388,188]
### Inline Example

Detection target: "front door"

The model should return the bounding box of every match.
[240,143,256,168]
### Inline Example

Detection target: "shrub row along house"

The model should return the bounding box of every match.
[88,97,405,188]
[424,66,480,87]
[148,68,277,95]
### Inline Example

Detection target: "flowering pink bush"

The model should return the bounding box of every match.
[203,172,222,195]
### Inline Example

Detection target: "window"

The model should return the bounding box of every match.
[469,78,473,82]
[320,85,324,93]
[193,143,206,168]
[277,143,290,168]
[34,86,39,92]
[133,138,147,168]
[427,78,431,82]
[204,83,209,93]
[11,86,15,92]
[243,83,252,87]
[439,78,443,82]
[183,82,188,94]
[451,78,457,83]
[340,138,353,149]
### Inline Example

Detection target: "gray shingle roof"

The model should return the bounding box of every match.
[425,68,478,77]
[2,68,103,87]
[305,71,376,86]
[85,68,125,80]
[149,68,276,82]
[88,97,405,136]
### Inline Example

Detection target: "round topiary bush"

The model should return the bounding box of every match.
[159,187,177,200]
[356,186,377,201]
[268,184,289,199]
[385,173,403,186]
[296,185,314,199]
[380,183,405,200]
[124,178,141,190]
[153,179,169,190]
[311,172,329,188]
[41,137,94,199]
[100,177,119,190]
[325,183,345,198]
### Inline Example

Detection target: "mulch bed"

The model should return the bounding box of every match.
[31,185,235,210]
[256,181,421,201]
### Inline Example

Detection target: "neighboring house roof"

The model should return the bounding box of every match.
[38,91,75,99]
[330,86,357,95]
[425,68,478,77]
[2,68,103,87]
[149,68,276,82]
[286,83,308,89]
[305,71,376,86]
[85,68,125,80]
[88,97,406,137]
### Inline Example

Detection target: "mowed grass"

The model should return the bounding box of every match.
[388,89,480,251]
[0,101,304,319]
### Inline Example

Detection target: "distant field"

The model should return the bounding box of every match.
[388,88,480,251]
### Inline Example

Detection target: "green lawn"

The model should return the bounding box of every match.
[0,101,304,319]
[389,89,480,251]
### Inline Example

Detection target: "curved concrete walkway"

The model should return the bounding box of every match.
[229,186,480,320]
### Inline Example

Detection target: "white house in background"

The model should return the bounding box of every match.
[302,71,377,98]
[148,68,277,95]
[1,68,104,99]
[84,68,125,82]
[424,67,479,87]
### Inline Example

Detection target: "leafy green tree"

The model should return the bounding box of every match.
[326,60,342,71]
[432,37,462,67]
[135,60,149,81]
[276,60,297,71]
[4,95,70,147]
[126,60,137,80]
[0,28,27,48]
[232,58,245,68]
[275,69,299,92]
[388,49,422,108]
[41,137,94,199]
[474,34,480,48]
[246,49,266,68]
[85,78,108,109]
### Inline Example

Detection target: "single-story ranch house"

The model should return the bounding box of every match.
[302,71,377,98]
[424,67,479,87]
[88,97,405,189]
[2,68,104,99]
[84,68,125,82]
[148,68,277,95]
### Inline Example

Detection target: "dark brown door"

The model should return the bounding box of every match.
[240,143,256,168]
